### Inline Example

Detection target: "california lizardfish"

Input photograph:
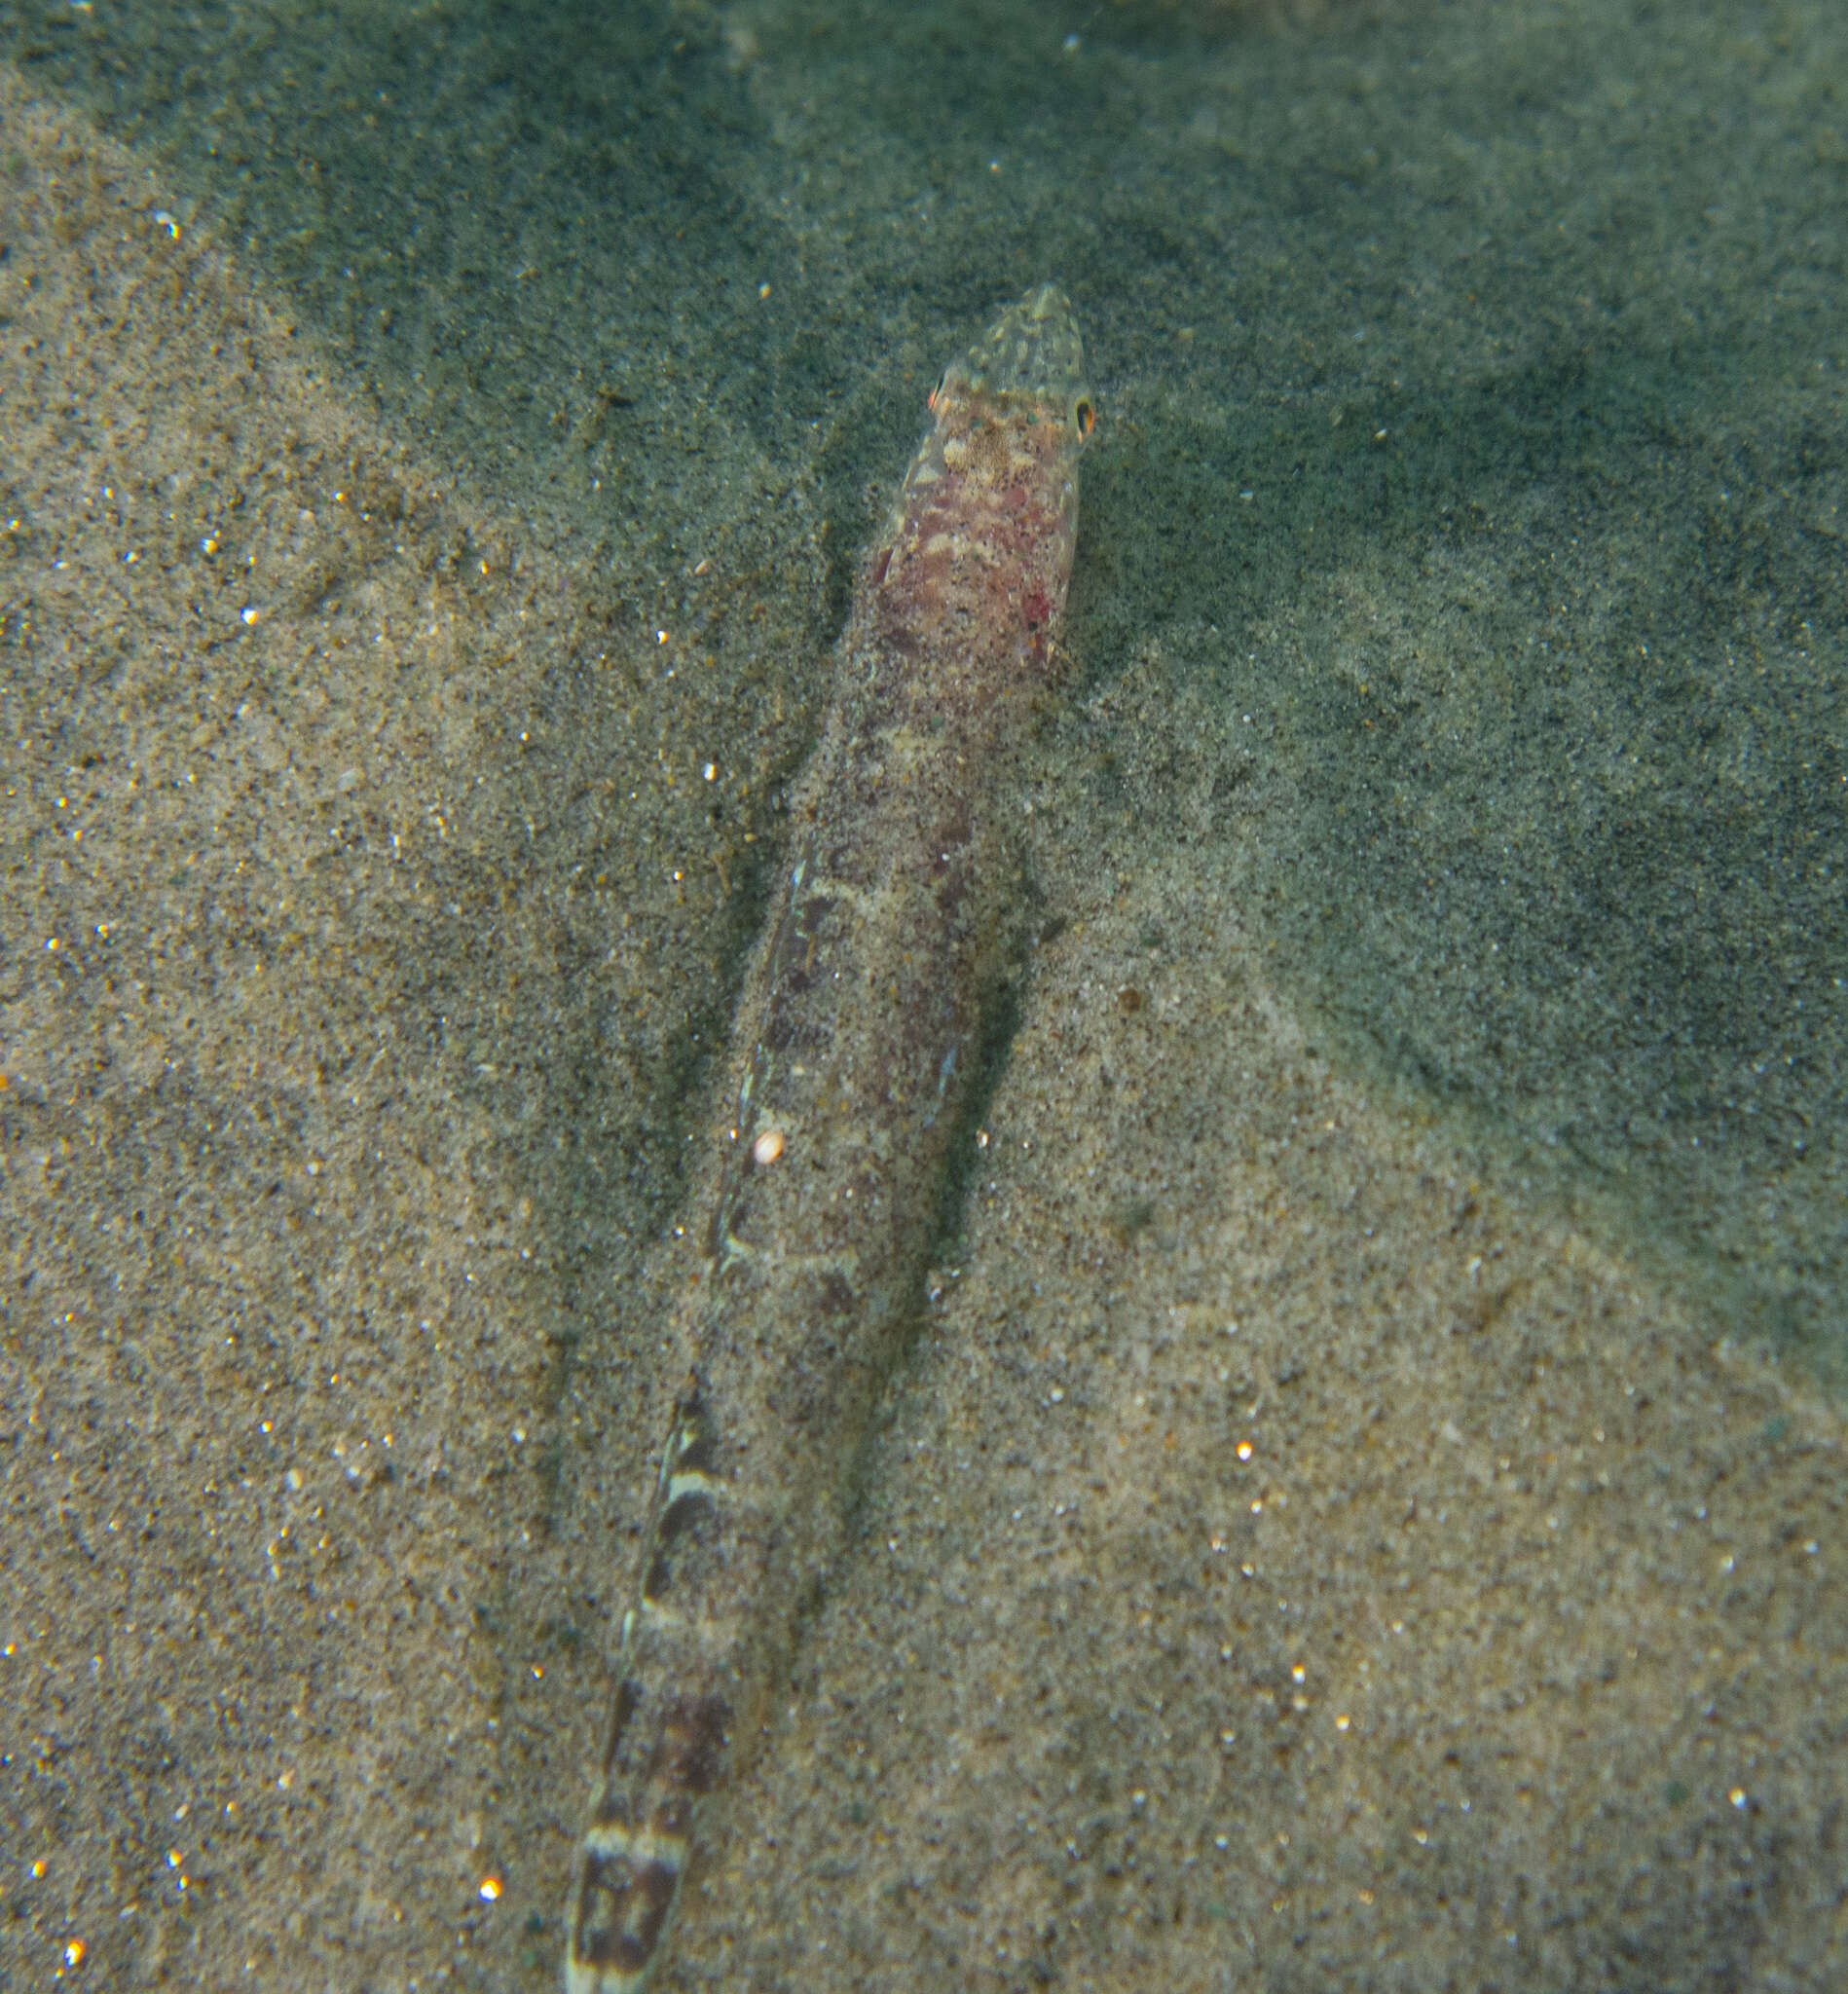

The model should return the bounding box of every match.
[567,284,1093,1991]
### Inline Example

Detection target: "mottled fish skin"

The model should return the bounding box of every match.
[566,284,1092,1992]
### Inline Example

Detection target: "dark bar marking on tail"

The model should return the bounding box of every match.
[654,1692,729,1798]
[573,1845,680,1979]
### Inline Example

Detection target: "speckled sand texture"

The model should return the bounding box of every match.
[5,35,1848,1994]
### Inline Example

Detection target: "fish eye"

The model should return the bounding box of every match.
[1074,399,1094,439]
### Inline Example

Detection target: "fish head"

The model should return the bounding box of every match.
[930,282,1094,447]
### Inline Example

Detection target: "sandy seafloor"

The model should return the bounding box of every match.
[3,0,1847,1986]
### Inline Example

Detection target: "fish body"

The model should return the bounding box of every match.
[567,284,1092,1991]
